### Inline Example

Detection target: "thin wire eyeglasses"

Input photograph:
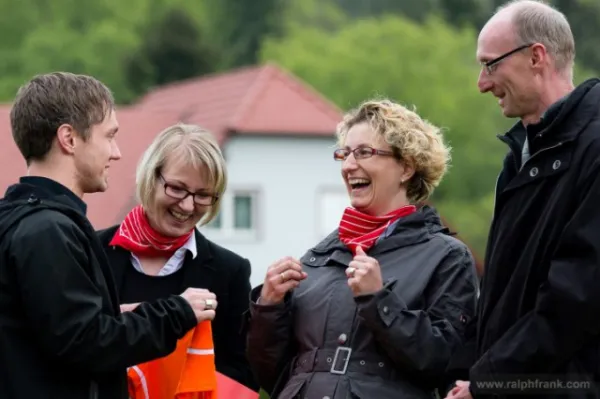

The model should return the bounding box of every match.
[333,146,397,161]
[481,43,534,75]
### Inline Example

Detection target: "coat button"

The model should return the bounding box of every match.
[529,167,539,177]
[310,257,316,262]
[338,333,347,344]
[382,306,389,314]
[552,160,561,170]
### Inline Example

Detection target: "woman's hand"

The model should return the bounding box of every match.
[259,256,307,305]
[345,246,384,296]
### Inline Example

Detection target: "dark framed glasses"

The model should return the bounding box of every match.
[159,174,218,206]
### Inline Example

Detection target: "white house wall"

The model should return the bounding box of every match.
[200,135,350,288]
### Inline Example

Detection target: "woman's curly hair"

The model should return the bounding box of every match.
[336,99,451,203]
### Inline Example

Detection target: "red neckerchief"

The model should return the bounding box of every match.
[338,205,417,254]
[109,205,193,257]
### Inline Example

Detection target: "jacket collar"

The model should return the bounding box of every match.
[5,177,87,215]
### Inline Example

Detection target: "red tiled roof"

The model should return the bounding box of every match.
[137,62,342,138]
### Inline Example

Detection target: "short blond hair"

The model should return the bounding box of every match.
[136,123,227,225]
[336,99,451,203]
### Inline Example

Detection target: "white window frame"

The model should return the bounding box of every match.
[201,186,262,242]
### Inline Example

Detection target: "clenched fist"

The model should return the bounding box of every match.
[345,246,383,296]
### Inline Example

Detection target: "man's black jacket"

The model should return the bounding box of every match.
[470,78,600,397]
[0,179,198,399]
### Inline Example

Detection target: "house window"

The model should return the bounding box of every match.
[234,194,253,229]
[202,189,260,240]
[316,188,349,239]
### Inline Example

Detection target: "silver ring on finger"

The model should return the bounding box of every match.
[347,267,356,277]
[280,271,286,284]
[205,299,214,310]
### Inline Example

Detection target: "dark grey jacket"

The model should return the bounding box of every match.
[246,205,479,398]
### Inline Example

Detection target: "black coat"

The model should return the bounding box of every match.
[471,78,600,398]
[0,182,197,399]
[97,224,259,392]
[246,205,479,399]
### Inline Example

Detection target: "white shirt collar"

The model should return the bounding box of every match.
[183,229,198,259]
[130,229,198,276]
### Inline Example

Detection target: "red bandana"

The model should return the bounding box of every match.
[338,205,417,254]
[109,205,194,258]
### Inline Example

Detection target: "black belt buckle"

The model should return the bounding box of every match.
[330,346,352,375]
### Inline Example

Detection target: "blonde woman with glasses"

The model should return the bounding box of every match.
[97,123,258,397]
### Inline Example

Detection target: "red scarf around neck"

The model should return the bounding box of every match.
[338,205,417,254]
[109,205,194,258]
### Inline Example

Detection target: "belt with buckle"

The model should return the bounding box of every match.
[291,347,396,379]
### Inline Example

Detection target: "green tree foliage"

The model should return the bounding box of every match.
[124,7,221,99]
[335,0,491,27]
[204,0,286,68]
[0,0,215,102]
[0,0,151,102]
[439,0,493,27]
[331,0,600,84]
[551,0,600,73]
[281,0,347,33]
[333,0,438,21]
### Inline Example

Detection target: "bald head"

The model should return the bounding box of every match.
[482,0,574,77]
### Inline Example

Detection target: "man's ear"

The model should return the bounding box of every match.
[530,42,548,71]
[56,124,77,155]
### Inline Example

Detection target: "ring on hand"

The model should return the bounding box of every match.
[205,299,214,310]
[347,267,356,277]
[280,271,286,283]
